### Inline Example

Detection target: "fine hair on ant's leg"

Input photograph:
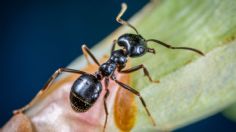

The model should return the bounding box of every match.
[116,3,139,35]
[146,39,205,56]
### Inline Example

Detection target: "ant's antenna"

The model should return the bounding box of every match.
[146,39,205,56]
[116,3,139,35]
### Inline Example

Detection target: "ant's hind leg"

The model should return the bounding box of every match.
[119,64,160,83]
[103,78,110,132]
[13,68,86,114]
[113,79,156,126]
[82,44,100,66]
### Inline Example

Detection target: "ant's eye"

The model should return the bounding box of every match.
[138,47,145,53]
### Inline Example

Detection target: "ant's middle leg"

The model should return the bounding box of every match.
[119,64,160,83]
[13,68,86,114]
[82,44,100,66]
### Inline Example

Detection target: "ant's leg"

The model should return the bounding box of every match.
[82,44,100,66]
[110,40,117,55]
[116,3,139,34]
[13,68,86,114]
[103,78,110,132]
[119,64,160,83]
[114,79,156,126]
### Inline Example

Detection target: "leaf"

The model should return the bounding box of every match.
[72,0,236,131]
[133,40,236,131]
[223,103,236,122]
[129,0,236,131]
[2,0,236,131]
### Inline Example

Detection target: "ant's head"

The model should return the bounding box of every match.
[118,33,154,57]
[116,4,155,58]
[118,34,146,57]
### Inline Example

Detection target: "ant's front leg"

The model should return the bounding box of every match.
[110,40,117,55]
[82,44,100,66]
[13,68,86,114]
[119,64,160,83]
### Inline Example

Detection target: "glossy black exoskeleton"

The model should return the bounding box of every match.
[14,3,204,132]
[118,34,147,57]
[70,73,102,112]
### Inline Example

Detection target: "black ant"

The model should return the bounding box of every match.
[14,3,204,132]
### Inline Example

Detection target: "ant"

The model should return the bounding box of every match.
[14,3,204,132]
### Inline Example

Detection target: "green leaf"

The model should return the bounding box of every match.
[69,0,236,131]
[134,40,236,131]
[4,0,234,132]
[223,103,236,122]
[130,0,236,131]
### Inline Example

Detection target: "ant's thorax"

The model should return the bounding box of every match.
[97,49,128,78]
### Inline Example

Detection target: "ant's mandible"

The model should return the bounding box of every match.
[14,3,204,132]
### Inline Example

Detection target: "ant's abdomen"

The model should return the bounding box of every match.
[70,74,102,112]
